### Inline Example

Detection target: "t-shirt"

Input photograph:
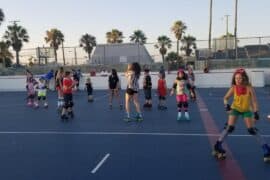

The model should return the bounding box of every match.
[63,78,73,94]
[143,75,152,89]
[157,79,166,96]
[108,75,119,89]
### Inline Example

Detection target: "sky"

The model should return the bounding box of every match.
[0,0,269,49]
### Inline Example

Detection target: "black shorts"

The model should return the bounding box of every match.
[126,88,138,96]
[38,96,46,100]
[63,93,73,106]
[144,89,152,100]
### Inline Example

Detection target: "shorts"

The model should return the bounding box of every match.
[38,96,46,100]
[63,93,73,107]
[144,89,152,100]
[176,94,188,102]
[230,109,253,118]
[126,88,138,96]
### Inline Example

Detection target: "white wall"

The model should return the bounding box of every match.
[0,68,268,91]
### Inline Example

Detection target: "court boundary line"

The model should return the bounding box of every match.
[91,153,110,174]
[0,131,269,137]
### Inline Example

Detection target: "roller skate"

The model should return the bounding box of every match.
[212,141,226,160]
[123,116,132,122]
[135,113,143,122]
[88,96,94,102]
[262,144,270,162]
[177,112,182,121]
[34,102,39,109]
[184,112,190,121]
[68,111,74,119]
[27,101,33,107]
[61,114,68,121]
[44,102,48,108]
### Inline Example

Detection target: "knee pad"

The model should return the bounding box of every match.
[183,102,188,108]
[68,101,74,108]
[227,125,235,133]
[247,127,258,135]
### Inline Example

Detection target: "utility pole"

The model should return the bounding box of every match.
[234,0,238,59]
[224,15,230,59]
[207,0,213,70]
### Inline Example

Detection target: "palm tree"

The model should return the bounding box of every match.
[106,29,124,43]
[79,33,97,62]
[44,28,64,63]
[154,35,172,65]
[0,9,4,27]
[171,20,187,56]
[181,35,197,57]
[3,23,29,66]
[0,41,13,67]
[130,30,147,44]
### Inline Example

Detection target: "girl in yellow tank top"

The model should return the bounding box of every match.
[212,68,270,162]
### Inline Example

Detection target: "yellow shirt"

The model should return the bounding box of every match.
[231,86,251,112]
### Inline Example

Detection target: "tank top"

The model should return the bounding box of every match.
[231,85,251,112]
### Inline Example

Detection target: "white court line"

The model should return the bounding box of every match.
[0,131,270,137]
[91,153,110,174]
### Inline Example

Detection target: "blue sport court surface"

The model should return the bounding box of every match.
[0,88,270,180]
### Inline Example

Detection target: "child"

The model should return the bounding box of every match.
[157,72,167,110]
[124,62,142,122]
[26,77,38,107]
[108,69,122,109]
[36,77,48,108]
[85,77,93,102]
[143,68,152,108]
[55,67,64,111]
[61,71,75,120]
[186,66,196,101]
[170,69,190,120]
[213,68,270,162]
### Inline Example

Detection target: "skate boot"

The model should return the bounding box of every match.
[262,144,270,162]
[184,112,190,120]
[212,141,226,160]
[177,112,182,121]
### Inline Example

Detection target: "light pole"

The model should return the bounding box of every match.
[224,14,230,59]
[207,0,213,70]
[234,0,238,59]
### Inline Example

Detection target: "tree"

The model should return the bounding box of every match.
[3,22,29,66]
[181,35,197,56]
[154,35,172,65]
[130,30,147,44]
[171,20,187,56]
[165,51,183,70]
[0,41,13,67]
[79,33,97,62]
[44,28,64,63]
[0,9,5,27]
[106,29,124,43]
